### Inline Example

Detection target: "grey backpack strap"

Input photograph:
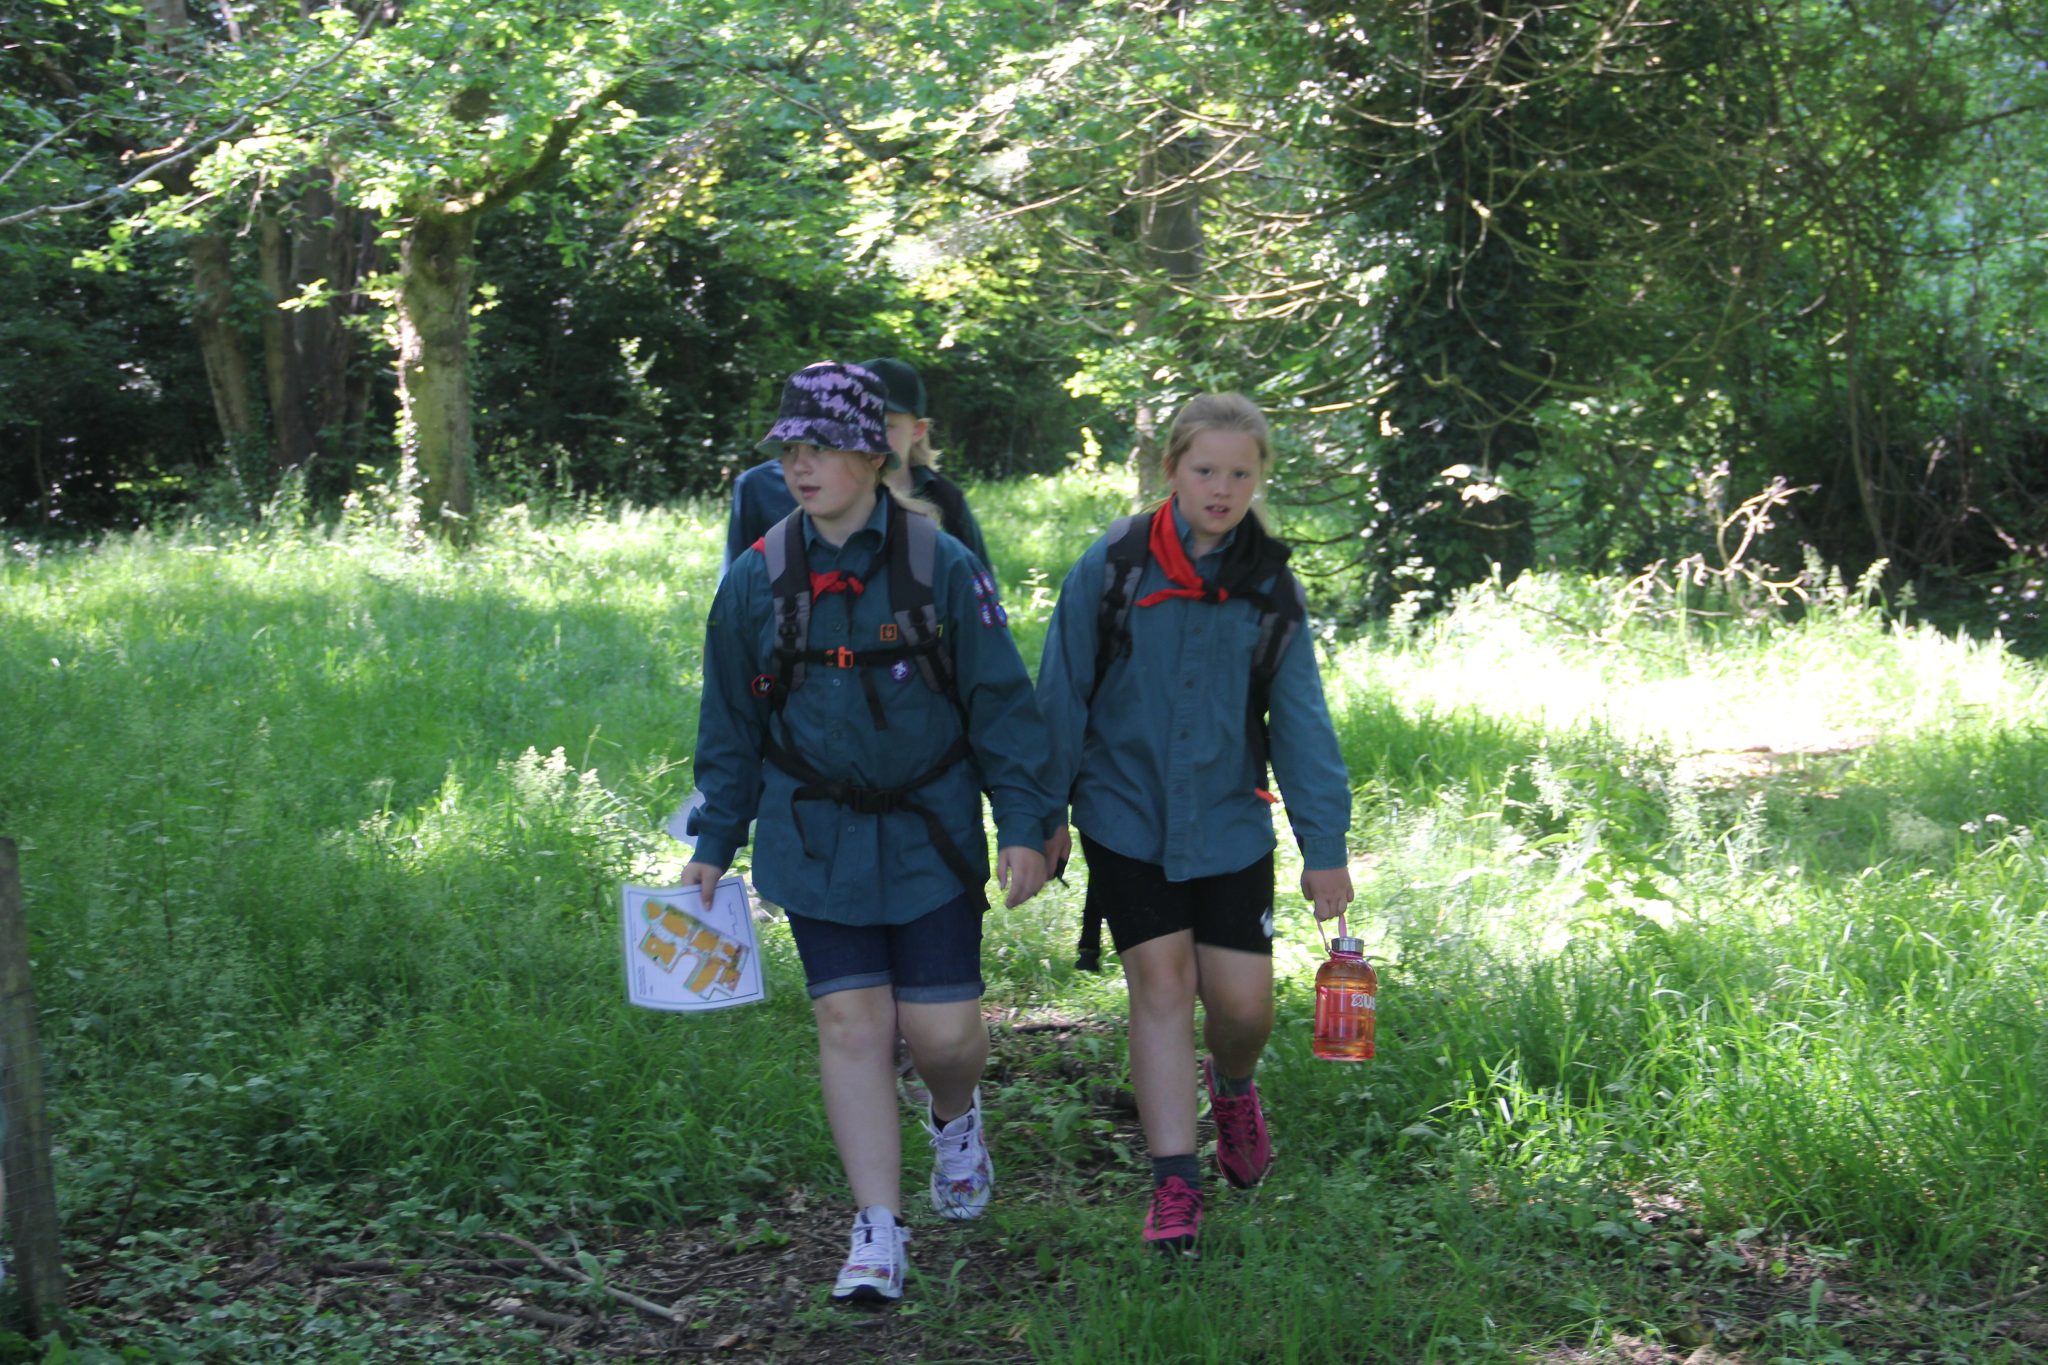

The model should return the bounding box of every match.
[761,511,811,699]
[888,497,955,698]
[1251,570,1306,690]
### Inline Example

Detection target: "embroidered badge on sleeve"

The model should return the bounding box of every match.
[969,571,1010,629]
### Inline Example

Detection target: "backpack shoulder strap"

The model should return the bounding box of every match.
[1249,564,1307,689]
[1243,563,1307,791]
[1089,513,1151,704]
[885,493,957,700]
[760,509,812,699]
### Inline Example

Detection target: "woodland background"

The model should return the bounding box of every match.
[7,0,2048,626]
[12,6,2048,1362]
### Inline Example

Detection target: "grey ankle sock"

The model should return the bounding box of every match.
[1214,1068,1255,1097]
[1151,1153,1200,1187]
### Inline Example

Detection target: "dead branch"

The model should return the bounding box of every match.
[481,1231,686,1326]
[488,1298,590,1332]
[314,1257,541,1276]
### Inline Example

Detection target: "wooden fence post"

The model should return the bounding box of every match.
[0,838,65,1337]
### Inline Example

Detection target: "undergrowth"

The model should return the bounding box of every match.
[2,485,2045,1362]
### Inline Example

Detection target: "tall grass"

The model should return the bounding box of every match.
[4,487,2047,1361]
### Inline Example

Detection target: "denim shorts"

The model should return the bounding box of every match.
[783,889,988,1002]
[1079,833,1275,957]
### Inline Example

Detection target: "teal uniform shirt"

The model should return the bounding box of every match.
[693,494,1053,924]
[1036,500,1353,880]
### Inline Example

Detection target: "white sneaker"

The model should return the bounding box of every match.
[927,1088,995,1221]
[831,1207,910,1305]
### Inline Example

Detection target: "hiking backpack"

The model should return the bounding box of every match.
[749,491,980,892]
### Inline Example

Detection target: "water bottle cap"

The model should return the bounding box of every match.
[1331,936,1366,956]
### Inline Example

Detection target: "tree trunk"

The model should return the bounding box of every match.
[1130,401,1167,506]
[257,212,318,471]
[189,231,259,448]
[1137,137,1204,283]
[1840,246,1889,563]
[395,208,478,532]
[141,0,189,40]
[1345,0,1540,606]
[384,82,615,532]
[0,838,65,1340]
[1129,125,1206,507]
[257,176,370,475]
[152,0,262,458]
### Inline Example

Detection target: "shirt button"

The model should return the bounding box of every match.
[1183,679,1195,689]
[1179,730,1189,740]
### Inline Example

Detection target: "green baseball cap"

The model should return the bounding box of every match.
[859,357,927,419]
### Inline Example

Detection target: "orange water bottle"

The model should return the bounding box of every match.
[1313,916,1377,1061]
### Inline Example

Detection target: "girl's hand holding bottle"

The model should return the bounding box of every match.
[1301,865,1354,922]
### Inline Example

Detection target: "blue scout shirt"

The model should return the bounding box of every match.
[723,458,992,572]
[1036,500,1353,881]
[694,494,1052,924]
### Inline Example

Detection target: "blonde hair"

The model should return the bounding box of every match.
[877,458,944,525]
[906,423,941,470]
[1161,393,1274,475]
[896,486,945,525]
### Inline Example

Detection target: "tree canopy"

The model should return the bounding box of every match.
[6,0,2048,609]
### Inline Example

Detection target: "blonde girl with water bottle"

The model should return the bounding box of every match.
[1035,393,1355,1255]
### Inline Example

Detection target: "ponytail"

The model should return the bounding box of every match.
[907,423,942,470]
[887,481,946,528]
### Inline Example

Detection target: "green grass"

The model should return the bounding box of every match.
[3,482,2047,1362]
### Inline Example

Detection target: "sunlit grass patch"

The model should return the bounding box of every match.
[1340,568,2043,755]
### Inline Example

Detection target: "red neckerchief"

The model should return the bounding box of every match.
[748,537,866,600]
[810,570,864,598]
[1136,501,1226,608]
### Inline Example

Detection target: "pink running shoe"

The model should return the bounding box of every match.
[1142,1175,1203,1256]
[1205,1057,1272,1189]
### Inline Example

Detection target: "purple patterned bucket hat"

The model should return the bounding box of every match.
[756,362,897,467]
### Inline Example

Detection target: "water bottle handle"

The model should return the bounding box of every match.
[1314,911,1350,956]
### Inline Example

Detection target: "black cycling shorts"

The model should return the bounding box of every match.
[1079,832,1275,957]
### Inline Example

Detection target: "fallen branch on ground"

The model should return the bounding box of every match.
[314,1257,541,1276]
[480,1231,686,1325]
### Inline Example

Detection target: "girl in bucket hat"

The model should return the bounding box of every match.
[684,361,1055,1305]
[1034,393,1355,1258]
[722,357,992,573]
